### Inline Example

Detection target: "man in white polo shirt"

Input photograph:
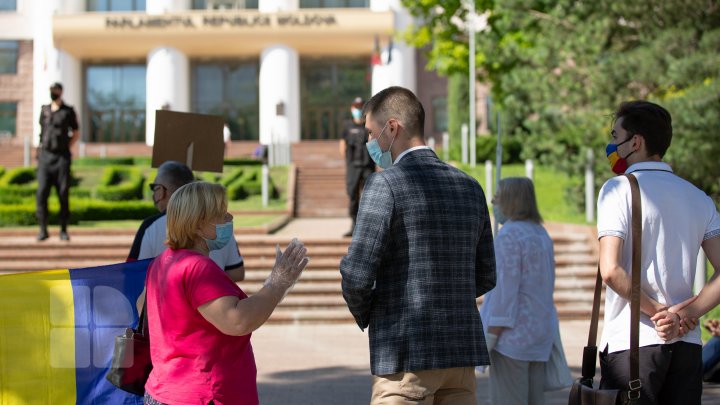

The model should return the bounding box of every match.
[597,100,720,404]
[127,161,245,282]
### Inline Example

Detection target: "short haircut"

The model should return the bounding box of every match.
[156,161,195,191]
[166,181,227,250]
[614,101,672,158]
[363,86,425,138]
[496,177,543,223]
[50,82,63,91]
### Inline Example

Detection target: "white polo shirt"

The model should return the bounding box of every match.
[597,161,720,353]
[138,214,244,270]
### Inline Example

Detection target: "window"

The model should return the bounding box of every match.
[87,0,146,11]
[192,60,259,141]
[300,57,370,139]
[0,102,16,138]
[0,0,16,11]
[0,41,18,74]
[432,97,448,133]
[192,0,258,9]
[86,64,146,142]
[299,0,368,8]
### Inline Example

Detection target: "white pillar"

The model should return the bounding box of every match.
[370,0,416,96]
[145,47,189,146]
[259,45,300,146]
[258,0,297,12]
[146,0,189,14]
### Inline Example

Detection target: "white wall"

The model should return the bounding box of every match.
[369,0,416,96]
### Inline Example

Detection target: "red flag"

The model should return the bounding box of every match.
[371,35,381,66]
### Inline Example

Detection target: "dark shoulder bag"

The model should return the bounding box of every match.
[569,173,642,405]
[106,294,153,396]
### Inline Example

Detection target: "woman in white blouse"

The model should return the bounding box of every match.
[480,177,558,405]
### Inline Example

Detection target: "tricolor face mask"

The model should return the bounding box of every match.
[605,136,635,175]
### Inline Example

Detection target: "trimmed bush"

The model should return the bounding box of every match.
[0,166,5,178]
[95,166,145,201]
[224,158,263,166]
[74,156,135,166]
[0,199,156,226]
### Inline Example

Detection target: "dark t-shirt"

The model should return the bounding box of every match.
[342,120,374,169]
[39,103,79,155]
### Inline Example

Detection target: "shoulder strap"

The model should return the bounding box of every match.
[626,173,642,398]
[580,173,642,395]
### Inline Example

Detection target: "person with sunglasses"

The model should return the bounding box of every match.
[127,160,245,282]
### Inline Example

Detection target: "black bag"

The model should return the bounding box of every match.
[106,297,152,396]
[569,174,643,405]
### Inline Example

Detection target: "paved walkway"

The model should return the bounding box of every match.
[252,321,720,404]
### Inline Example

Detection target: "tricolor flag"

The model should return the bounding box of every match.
[0,260,151,404]
[371,35,382,66]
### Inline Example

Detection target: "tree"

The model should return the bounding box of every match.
[404,0,720,206]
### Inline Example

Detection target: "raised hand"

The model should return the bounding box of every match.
[264,238,309,292]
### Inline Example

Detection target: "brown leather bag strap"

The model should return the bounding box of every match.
[580,174,642,395]
[626,173,642,397]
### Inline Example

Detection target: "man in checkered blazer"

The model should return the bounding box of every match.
[340,86,496,404]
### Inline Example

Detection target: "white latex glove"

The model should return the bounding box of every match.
[264,239,309,294]
[485,332,498,353]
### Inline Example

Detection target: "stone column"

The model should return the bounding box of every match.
[259,45,300,149]
[32,0,84,146]
[145,47,190,146]
[369,0,416,96]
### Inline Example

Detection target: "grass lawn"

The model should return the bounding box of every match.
[703,262,720,342]
[455,162,589,224]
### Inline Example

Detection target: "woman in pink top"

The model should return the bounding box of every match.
[143,181,308,405]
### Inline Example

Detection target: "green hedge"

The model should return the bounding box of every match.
[224,158,263,166]
[226,167,276,200]
[95,166,145,201]
[0,199,156,226]
[0,166,4,178]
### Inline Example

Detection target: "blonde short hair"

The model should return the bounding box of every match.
[495,177,543,224]
[166,181,227,250]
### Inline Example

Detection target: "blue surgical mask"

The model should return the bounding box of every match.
[366,122,395,169]
[204,221,233,251]
[351,108,362,120]
[493,205,508,225]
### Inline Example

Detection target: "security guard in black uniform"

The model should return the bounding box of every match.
[339,97,375,237]
[36,82,79,241]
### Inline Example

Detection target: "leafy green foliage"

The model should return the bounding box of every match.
[404,0,720,206]
[0,198,156,226]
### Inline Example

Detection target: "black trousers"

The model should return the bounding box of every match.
[36,151,71,228]
[346,166,374,224]
[599,341,702,405]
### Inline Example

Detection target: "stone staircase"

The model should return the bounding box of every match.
[291,141,349,218]
[0,222,600,323]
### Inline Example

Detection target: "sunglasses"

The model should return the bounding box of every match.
[149,183,167,192]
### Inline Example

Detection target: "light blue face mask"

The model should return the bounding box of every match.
[351,108,363,120]
[366,122,396,169]
[204,221,233,251]
[493,205,508,225]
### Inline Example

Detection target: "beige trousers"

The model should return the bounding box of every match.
[371,367,477,405]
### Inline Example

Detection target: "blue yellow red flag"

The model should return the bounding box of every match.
[0,260,150,404]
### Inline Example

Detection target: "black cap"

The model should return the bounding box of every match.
[351,97,364,106]
[50,82,63,91]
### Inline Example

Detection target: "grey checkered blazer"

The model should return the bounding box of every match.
[340,148,496,376]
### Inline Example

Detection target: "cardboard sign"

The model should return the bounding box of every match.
[151,110,225,173]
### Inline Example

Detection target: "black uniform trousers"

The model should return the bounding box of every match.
[36,150,71,228]
[599,341,702,405]
[346,165,374,224]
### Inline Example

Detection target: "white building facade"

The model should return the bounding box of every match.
[0,0,448,150]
